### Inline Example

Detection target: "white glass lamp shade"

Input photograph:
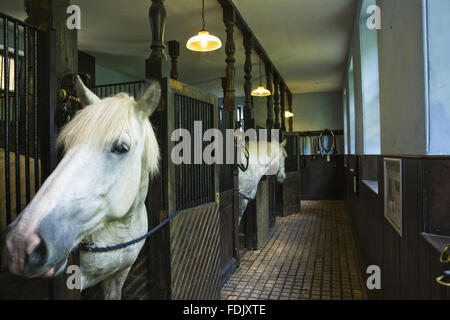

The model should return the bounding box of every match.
[251,85,271,97]
[186,30,222,52]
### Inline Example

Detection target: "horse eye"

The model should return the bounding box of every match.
[111,143,129,154]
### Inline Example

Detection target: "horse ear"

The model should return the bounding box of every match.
[75,75,100,107]
[137,80,161,118]
[281,139,287,147]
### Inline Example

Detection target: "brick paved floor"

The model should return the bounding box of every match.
[221,201,368,300]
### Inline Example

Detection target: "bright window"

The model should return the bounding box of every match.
[343,88,348,154]
[360,0,381,154]
[0,54,15,92]
[348,58,356,154]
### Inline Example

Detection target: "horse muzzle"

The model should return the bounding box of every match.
[6,214,73,278]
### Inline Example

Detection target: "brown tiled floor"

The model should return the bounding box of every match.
[221,201,368,300]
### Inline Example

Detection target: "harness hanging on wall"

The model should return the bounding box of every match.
[319,129,337,155]
[234,136,250,172]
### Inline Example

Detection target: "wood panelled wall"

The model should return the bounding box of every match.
[300,155,344,200]
[344,155,450,299]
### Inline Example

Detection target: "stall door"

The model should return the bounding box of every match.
[282,132,301,216]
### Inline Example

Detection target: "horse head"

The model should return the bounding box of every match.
[275,139,288,183]
[6,76,161,279]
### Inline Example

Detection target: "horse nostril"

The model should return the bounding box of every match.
[27,239,48,270]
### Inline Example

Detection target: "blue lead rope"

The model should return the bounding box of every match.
[233,188,255,201]
[79,209,182,252]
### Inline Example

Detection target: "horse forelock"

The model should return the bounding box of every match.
[56,93,160,176]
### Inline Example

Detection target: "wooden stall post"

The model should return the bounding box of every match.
[264,63,277,228]
[146,0,169,79]
[288,90,293,132]
[243,32,253,130]
[273,73,280,130]
[27,0,80,300]
[223,5,236,113]
[145,0,171,300]
[168,40,180,80]
[223,3,240,267]
[280,81,286,132]
[241,33,257,250]
[219,76,239,286]
[265,63,274,129]
[272,74,284,216]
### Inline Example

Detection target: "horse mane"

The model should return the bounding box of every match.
[246,140,287,161]
[56,93,160,177]
[280,142,287,158]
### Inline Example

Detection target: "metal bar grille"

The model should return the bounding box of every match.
[174,93,215,210]
[0,14,43,270]
[94,80,145,99]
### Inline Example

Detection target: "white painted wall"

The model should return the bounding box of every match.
[292,92,343,132]
[377,0,427,155]
[345,0,432,155]
[426,0,450,155]
[292,91,344,154]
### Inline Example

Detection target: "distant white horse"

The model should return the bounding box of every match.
[6,76,161,299]
[237,140,287,225]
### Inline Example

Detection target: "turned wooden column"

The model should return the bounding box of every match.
[243,32,253,130]
[146,0,169,79]
[288,90,293,132]
[273,73,280,129]
[280,81,286,132]
[145,0,171,300]
[223,5,236,112]
[168,40,180,80]
[265,63,274,129]
[221,77,227,102]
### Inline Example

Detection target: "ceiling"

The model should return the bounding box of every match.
[0,0,357,96]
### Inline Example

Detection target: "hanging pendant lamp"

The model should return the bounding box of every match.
[186,0,222,52]
[251,57,271,97]
[285,110,295,118]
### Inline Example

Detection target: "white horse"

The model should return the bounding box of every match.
[237,139,287,225]
[6,76,161,300]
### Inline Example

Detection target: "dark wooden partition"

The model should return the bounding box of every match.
[345,155,450,300]
[282,132,301,216]
[300,155,344,200]
[218,106,238,287]
[146,78,221,300]
[267,176,277,229]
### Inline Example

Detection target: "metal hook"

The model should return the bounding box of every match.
[436,271,450,287]
[440,244,450,264]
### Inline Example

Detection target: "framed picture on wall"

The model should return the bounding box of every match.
[383,158,403,237]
